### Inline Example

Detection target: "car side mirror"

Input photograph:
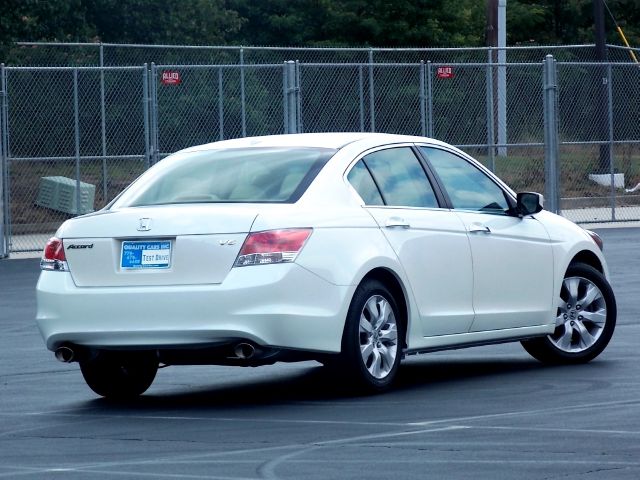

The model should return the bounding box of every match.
[516,192,544,216]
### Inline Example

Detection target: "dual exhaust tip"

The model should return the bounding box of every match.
[233,342,256,360]
[54,346,75,363]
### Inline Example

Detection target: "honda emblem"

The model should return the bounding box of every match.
[137,218,152,232]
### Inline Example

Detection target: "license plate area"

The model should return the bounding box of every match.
[121,240,172,270]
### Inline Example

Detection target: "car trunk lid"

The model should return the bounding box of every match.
[60,205,257,287]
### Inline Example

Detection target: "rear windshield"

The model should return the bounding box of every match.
[112,147,336,207]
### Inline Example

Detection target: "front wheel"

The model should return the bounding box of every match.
[522,263,616,364]
[337,279,404,392]
[80,351,158,399]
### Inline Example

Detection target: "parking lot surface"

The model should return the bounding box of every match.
[1,228,639,479]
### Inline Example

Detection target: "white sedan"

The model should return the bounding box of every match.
[36,133,616,397]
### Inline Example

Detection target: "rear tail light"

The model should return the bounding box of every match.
[41,237,68,271]
[234,229,312,267]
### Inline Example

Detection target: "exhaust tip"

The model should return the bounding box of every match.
[234,343,256,360]
[55,346,75,363]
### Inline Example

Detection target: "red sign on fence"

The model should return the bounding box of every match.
[161,70,182,85]
[436,66,454,79]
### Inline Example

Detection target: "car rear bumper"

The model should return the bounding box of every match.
[36,264,353,354]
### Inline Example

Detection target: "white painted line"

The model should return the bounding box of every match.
[475,425,640,436]
[407,398,640,426]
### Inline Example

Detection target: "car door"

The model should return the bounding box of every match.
[346,146,475,337]
[419,146,554,332]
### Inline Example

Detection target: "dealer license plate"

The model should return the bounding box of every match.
[121,240,172,269]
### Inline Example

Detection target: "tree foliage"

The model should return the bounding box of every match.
[84,0,245,45]
[2,0,640,56]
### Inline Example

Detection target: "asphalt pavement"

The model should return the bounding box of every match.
[1,228,639,479]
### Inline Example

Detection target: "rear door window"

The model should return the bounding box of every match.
[347,160,385,205]
[362,148,439,208]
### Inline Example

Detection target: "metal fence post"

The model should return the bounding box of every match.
[283,61,298,134]
[486,51,496,173]
[543,55,560,214]
[240,47,247,137]
[142,65,151,169]
[358,66,364,132]
[0,65,10,256]
[368,49,375,132]
[99,45,108,203]
[497,45,508,157]
[282,62,287,133]
[607,64,616,221]
[218,67,224,140]
[419,61,426,137]
[296,61,302,133]
[149,63,159,164]
[73,69,81,215]
[0,64,7,257]
[426,61,433,138]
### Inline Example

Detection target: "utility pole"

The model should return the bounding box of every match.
[486,0,507,157]
[487,0,497,53]
[497,0,507,156]
[594,0,611,174]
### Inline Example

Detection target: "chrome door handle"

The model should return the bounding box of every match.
[385,217,410,229]
[468,224,491,234]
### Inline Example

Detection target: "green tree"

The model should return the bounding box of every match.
[0,0,94,60]
[83,0,245,45]
[505,0,640,48]
[230,0,486,47]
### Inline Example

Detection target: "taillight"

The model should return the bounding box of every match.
[41,237,68,271]
[234,229,312,267]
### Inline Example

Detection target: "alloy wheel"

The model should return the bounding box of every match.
[358,295,398,379]
[550,275,607,353]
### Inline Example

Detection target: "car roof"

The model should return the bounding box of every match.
[178,132,452,153]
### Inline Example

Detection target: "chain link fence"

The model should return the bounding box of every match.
[4,42,620,66]
[2,48,640,256]
[1,66,150,254]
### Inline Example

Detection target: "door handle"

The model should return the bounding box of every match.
[468,224,491,234]
[385,217,410,229]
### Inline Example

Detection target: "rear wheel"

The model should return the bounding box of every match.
[337,279,404,391]
[522,263,616,364]
[80,351,158,399]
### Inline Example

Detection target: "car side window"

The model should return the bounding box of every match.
[361,148,439,208]
[347,160,385,205]
[421,147,510,214]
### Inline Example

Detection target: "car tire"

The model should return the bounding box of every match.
[80,351,158,399]
[521,263,616,364]
[337,279,404,392]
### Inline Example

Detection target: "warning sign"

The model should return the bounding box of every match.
[161,70,182,85]
[436,66,454,79]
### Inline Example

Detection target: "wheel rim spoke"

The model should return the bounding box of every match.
[359,315,373,334]
[580,309,606,327]
[579,284,601,310]
[565,278,580,306]
[376,301,389,331]
[575,321,596,349]
[379,325,398,343]
[369,349,382,377]
[365,297,380,325]
[558,327,574,350]
[361,339,375,360]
